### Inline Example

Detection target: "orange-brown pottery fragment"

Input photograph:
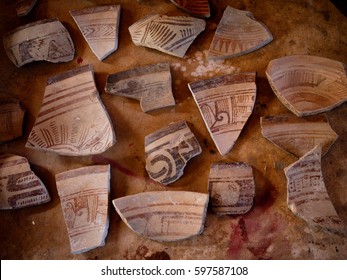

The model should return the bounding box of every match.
[13,0,38,16]
[169,0,210,18]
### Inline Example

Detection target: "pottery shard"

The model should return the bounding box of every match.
[261,114,338,158]
[0,154,51,210]
[3,18,74,67]
[70,5,121,61]
[0,97,25,143]
[266,55,347,117]
[188,72,257,156]
[208,6,273,60]
[112,191,209,242]
[170,0,210,18]
[105,62,175,112]
[145,120,201,185]
[129,14,206,58]
[284,145,346,234]
[14,0,38,16]
[209,162,255,215]
[26,65,116,156]
[56,165,110,254]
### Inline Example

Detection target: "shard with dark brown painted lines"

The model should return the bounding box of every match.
[170,0,210,18]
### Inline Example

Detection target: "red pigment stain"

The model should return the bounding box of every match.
[77,56,83,64]
[228,220,244,259]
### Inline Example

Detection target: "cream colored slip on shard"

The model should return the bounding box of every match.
[284,145,346,234]
[70,5,121,60]
[145,120,201,185]
[261,114,338,158]
[209,162,255,215]
[56,165,110,254]
[26,65,116,156]
[112,191,209,242]
[188,72,256,156]
[0,154,51,210]
[105,62,175,112]
[3,18,74,67]
[266,55,347,117]
[208,6,273,60]
[13,0,38,16]
[129,14,206,58]
[170,0,210,18]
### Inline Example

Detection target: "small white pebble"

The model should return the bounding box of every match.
[32,221,35,225]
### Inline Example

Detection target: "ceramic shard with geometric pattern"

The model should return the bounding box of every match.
[112,191,209,242]
[13,0,38,16]
[56,165,110,254]
[105,62,175,112]
[266,55,347,117]
[208,6,273,60]
[188,72,257,156]
[70,5,121,60]
[3,18,75,67]
[26,65,116,156]
[0,154,51,210]
[169,0,210,18]
[129,14,206,58]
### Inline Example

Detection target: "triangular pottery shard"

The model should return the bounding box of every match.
[112,191,209,242]
[26,65,116,156]
[14,0,38,16]
[266,55,347,117]
[129,14,206,58]
[105,62,175,112]
[0,154,51,210]
[188,72,257,156]
[169,0,210,18]
[261,114,338,158]
[284,145,345,234]
[3,19,74,67]
[70,5,121,60]
[208,6,273,60]
[56,165,110,254]
[145,120,202,185]
[208,162,255,215]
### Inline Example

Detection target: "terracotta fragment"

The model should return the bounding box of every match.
[112,191,209,242]
[26,65,116,156]
[129,14,206,58]
[14,0,38,16]
[145,120,201,185]
[266,55,347,117]
[208,6,273,60]
[3,19,74,67]
[188,72,257,156]
[170,0,210,18]
[208,162,255,215]
[0,154,51,210]
[261,114,338,158]
[105,62,175,112]
[284,145,345,234]
[70,5,121,60]
[56,165,110,254]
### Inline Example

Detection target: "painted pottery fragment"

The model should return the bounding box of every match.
[266,55,347,117]
[70,5,121,60]
[112,191,209,242]
[188,72,257,156]
[208,6,272,60]
[56,165,110,254]
[170,0,210,18]
[3,19,74,67]
[14,0,38,16]
[0,154,51,210]
[145,120,201,185]
[0,97,25,143]
[105,62,175,112]
[284,145,346,234]
[208,162,255,215]
[26,65,116,156]
[261,114,338,158]
[129,14,206,58]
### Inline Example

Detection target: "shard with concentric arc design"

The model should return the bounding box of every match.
[170,0,210,18]
[266,55,347,117]
[26,65,116,156]
[112,191,209,242]
[70,5,121,60]
[188,72,256,156]
[129,14,206,58]
[208,6,272,60]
